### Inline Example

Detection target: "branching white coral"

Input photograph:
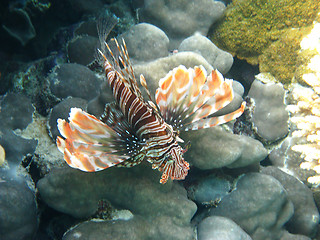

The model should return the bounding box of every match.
[288,21,320,185]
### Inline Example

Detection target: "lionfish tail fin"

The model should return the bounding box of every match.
[57,108,129,172]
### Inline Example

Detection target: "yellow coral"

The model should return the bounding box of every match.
[289,22,320,185]
[0,144,5,167]
[211,0,320,84]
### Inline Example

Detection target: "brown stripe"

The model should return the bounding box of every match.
[132,104,148,128]
[147,142,178,162]
[147,139,175,151]
[141,129,168,139]
[115,81,125,104]
[134,113,156,132]
[124,94,136,118]
[109,75,115,90]
[105,66,113,77]
[108,71,117,88]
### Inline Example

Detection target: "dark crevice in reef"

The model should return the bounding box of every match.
[227,57,259,95]
[35,200,81,240]
[22,155,42,184]
[22,156,81,239]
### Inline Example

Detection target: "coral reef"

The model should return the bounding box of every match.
[178,33,234,74]
[38,165,197,239]
[186,175,231,207]
[2,8,36,46]
[198,216,253,240]
[181,126,267,169]
[67,0,136,66]
[7,55,59,115]
[1,0,320,239]
[0,145,4,167]
[211,0,320,84]
[209,173,294,239]
[0,93,38,240]
[288,22,320,185]
[138,0,226,49]
[0,178,38,240]
[117,23,169,63]
[262,166,319,237]
[0,93,37,165]
[67,35,99,66]
[258,27,313,85]
[248,79,289,143]
[48,63,102,101]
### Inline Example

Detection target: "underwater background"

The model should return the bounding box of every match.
[0,0,320,239]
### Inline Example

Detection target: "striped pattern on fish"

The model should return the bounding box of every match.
[56,18,245,184]
[99,40,189,183]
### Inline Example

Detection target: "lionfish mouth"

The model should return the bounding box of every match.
[157,146,190,184]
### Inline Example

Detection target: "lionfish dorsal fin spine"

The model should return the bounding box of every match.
[96,15,118,65]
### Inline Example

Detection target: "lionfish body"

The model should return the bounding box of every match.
[56,19,246,184]
[100,45,189,183]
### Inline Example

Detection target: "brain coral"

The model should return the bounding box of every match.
[211,0,320,83]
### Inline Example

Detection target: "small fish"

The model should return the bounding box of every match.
[56,18,245,184]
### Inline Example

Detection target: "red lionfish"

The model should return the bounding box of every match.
[56,18,246,184]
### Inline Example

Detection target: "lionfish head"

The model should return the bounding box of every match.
[158,143,190,184]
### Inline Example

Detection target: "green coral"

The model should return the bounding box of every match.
[211,0,320,67]
[258,27,313,85]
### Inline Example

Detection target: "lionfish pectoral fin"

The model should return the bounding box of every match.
[155,65,206,124]
[155,65,246,132]
[116,151,146,168]
[57,108,131,172]
[182,102,246,131]
[100,102,146,168]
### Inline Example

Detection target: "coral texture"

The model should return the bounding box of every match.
[139,0,226,49]
[258,27,312,85]
[211,0,320,84]
[288,22,320,185]
[0,145,4,167]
